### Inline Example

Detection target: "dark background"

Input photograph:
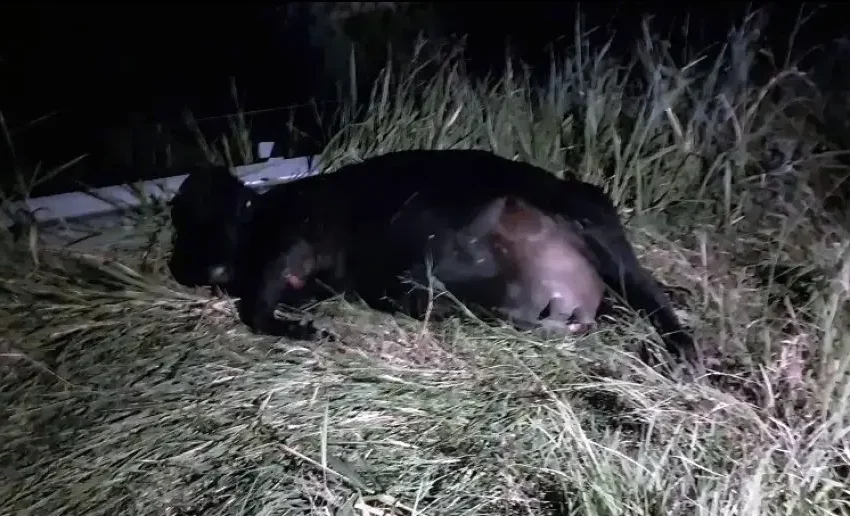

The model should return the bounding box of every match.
[0,3,845,197]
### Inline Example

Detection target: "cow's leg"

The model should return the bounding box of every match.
[237,239,331,340]
[493,281,544,331]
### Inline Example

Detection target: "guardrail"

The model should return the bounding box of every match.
[1,146,321,229]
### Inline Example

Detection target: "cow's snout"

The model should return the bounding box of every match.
[208,264,232,284]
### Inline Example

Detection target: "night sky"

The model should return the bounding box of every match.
[0,3,844,196]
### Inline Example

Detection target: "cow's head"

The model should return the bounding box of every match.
[167,167,259,289]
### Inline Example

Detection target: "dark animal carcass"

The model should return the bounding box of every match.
[167,149,698,365]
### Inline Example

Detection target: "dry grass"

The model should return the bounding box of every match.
[2,12,850,516]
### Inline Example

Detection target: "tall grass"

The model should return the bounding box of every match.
[313,10,850,512]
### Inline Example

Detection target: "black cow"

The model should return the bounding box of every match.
[167,149,699,366]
